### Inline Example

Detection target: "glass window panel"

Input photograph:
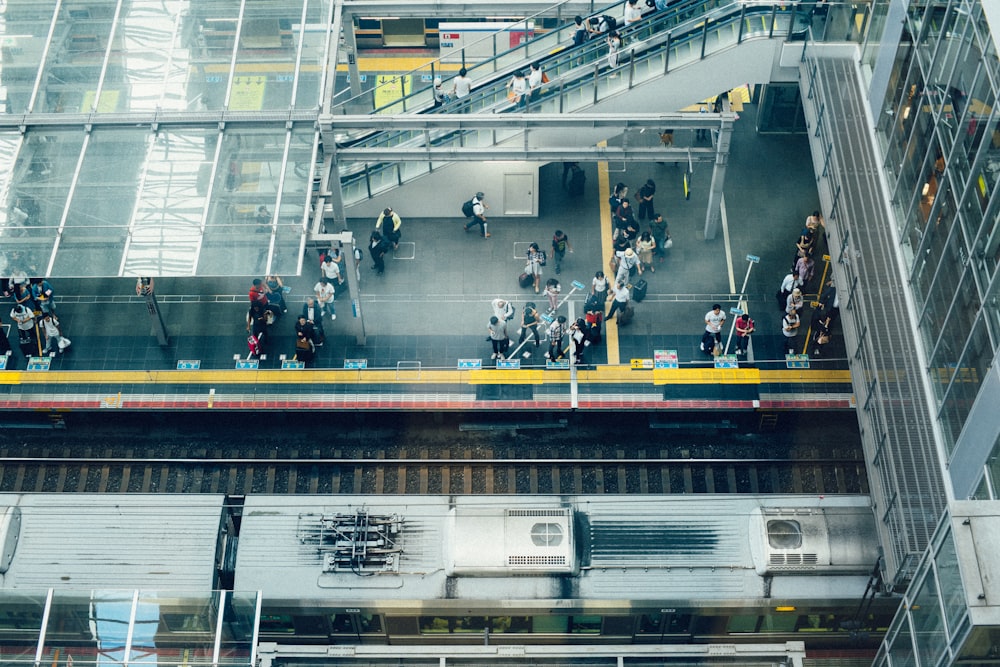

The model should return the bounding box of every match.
[230,2,306,112]
[531,615,568,633]
[491,616,531,633]
[293,0,333,110]
[42,3,116,114]
[958,626,1000,661]
[637,613,662,634]
[570,615,601,634]
[219,592,257,667]
[55,128,147,276]
[202,126,289,276]
[759,613,798,633]
[133,592,219,666]
[889,612,917,667]
[418,616,451,633]
[112,0,191,112]
[938,316,991,448]
[330,614,354,634]
[190,2,244,111]
[358,614,382,635]
[911,570,947,667]
[934,534,967,639]
[1,4,57,115]
[125,127,217,277]
[0,592,49,662]
[727,614,758,633]
[8,129,86,276]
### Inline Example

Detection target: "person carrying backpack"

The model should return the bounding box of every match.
[462,192,490,238]
[551,230,573,275]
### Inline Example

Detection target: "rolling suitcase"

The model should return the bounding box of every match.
[632,278,648,302]
[616,305,634,326]
[519,272,533,288]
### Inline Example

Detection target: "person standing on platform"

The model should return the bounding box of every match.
[782,309,801,354]
[635,230,656,274]
[9,304,35,359]
[463,192,490,238]
[518,302,541,354]
[375,207,402,250]
[591,270,609,304]
[369,231,388,275]
[545,315,568,360]
[551,230,573,275]
[650,212,669,263]
[795,252,815,287]
[544,278,561,313]
[314,277,336,320]
[320,254,343,287]
[296,314,323,349]
[734,312,755,356]
[703,303,726,353]
[300,298,325,342]
[636,178,656,221]
[40,313,69,355]
[487,316,509,361]
[776,270,803,311]
[294,330,316,367]
[491,298,515,324]
[31,279,56,315]
[786,287,804,316]
[526,243,545,293]
[606,279,631,321]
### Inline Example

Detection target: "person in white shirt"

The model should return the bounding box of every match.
[624,0,644,24]
[451,67,473,112]
[313,278,336,320]
[704,303,726,345]
[527,62,544,103]
[507,70,528,108]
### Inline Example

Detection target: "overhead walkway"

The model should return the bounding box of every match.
[326,1,860,208]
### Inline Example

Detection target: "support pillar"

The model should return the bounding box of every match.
[343,12,363,104]
[703,117,734,241]
[136,277,169,346]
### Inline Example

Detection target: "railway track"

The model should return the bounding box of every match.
[0,447,868,495]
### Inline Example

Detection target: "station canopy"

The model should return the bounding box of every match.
[0,0,335,278]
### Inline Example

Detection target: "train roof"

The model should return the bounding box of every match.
[233,494,877,604]
[0,493,225,591]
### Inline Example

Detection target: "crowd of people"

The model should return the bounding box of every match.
[0,272,70,367]
[774,210,839,356]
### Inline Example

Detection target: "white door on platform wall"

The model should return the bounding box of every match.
[503,173,534,215]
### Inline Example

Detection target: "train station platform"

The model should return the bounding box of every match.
[0,103,851,412]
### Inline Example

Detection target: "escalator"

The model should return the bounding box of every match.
[331,1,852,206]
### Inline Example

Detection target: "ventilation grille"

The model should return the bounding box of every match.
[769,553,819,567]
[508,555,567,566]
[508,509,567,517]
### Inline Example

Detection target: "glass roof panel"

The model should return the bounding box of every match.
[293,0,334,110]
[1,2,57,115]
[191,1,240,112]
[124,127,217,277]
[44,2,117,114]
[230,1,307,112]
[115,0,192,112]
[53,127,147,276]
[8,129,86,277]
[200,125,289,276]
[269,124,316,276]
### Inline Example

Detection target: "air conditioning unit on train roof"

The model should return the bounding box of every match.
[748,505,879,576]
[445,506,576,576]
